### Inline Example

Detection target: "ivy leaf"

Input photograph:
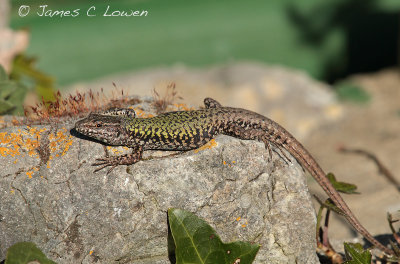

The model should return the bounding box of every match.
[168,208,260,264]
[343,243,371,264]
[0,99,16,115]
[0,64,7,81]
[335,82,371,104]
[5,242,56,264]
[0,81,28,115]
[327,173,359,194]
[0,81,16,99]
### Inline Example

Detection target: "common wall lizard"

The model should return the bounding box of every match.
[74,97,393,255]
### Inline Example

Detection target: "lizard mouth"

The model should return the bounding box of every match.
[75,127,114,144]
[74,121,90,135]
[74,121,101,139]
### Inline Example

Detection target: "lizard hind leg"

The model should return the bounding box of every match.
[228,125,291,164]
[264,139,273,162]
[259,133,293,164]
[228,125,273,161]
[204,98,222,108]
[273,143,292,165]
[260,137,292,165]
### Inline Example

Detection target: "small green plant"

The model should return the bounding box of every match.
[343,243,371,264]
[326,173,359,194]
[168,208,260,264]
[11,54,56,105]
[0,54,57,116]
[0,65,29,115]
[335,82,371,103]
[315,173,363,262]
[5,242,56,264]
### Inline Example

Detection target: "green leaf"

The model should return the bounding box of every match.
[0,81,17,99]
[326,173,359,194]
[0,98,16,115]
[6,82,29,115]
[343,242,372,264]
[335,82,371,104]
[386,241,400,262]
[0,81,28,115]
[11,54,56,104]
[168,208,260,264]
[0,64,7,81]
[5,242,56,264]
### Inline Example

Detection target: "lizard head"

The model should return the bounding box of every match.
[74,113,131,145]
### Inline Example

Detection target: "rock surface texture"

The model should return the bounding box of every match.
[0,100,319,263]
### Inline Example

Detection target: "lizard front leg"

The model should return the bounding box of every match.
[92,145,143,173]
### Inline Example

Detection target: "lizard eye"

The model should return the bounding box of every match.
[96,123,102,127]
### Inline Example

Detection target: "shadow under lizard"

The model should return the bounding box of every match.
[74,97,393,255]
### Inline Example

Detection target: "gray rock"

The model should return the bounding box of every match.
[0,104,319,263]
[0,0,10,29]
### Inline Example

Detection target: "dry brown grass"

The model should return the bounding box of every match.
[24,84,130,122]
[151,82,182,114]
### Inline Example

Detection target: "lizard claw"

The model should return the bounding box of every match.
[91,150,143,173]
[265,141,273,162]
[93,165,108,173]
[92,157,118,173]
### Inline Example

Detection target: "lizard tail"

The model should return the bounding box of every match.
[282,138,394,255]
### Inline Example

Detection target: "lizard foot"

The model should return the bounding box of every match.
[92,150,143,173]
[265,140,273,161]
[92,157,119,173]
[274,144,292,164]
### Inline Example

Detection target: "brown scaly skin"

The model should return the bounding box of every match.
[74,97,394,255]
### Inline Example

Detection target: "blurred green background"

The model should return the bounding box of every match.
[8,0,400,87]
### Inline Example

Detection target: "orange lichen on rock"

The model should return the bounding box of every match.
[0,131,24,157]
[0,126,73,166]
[0,128,40,158]
[11,118,21,126]
[107,146,123,155]
[235,216,248,227]
[133,108,154,118]
[48,127,74,157]
[173,103,195,111]
[106,146,130,155]
[223,160,236,167]
[26,167,39,179]
[194,139,217,153]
